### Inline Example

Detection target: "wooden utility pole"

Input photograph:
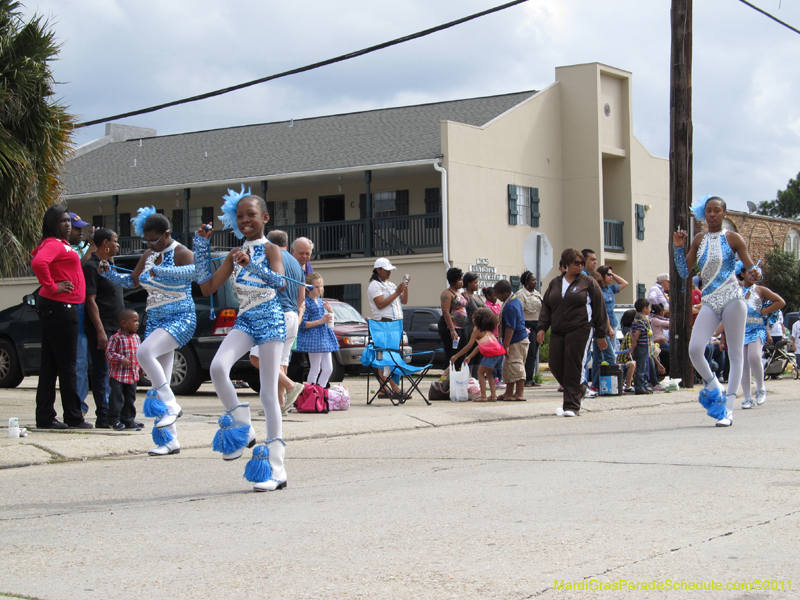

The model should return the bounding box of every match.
[669,0,694,387]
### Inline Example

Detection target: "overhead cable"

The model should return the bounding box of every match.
[75,0,530,128]
[737,0,800,35]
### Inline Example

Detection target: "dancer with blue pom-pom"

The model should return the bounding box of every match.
[99,208,196,454]
[195,186,289,492]
[673,195,761,427]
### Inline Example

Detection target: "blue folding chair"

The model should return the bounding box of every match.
[362,319,433,405]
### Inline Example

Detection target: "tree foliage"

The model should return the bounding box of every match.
[0,0,73,277]
[762,248,800,314]
[756,172,800,219]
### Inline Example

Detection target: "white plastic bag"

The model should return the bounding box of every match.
[450,364,471,402]
[467,377,482,401]
[661,377,681,392]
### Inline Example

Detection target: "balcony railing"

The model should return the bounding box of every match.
[117,213,443,259]
[604,220,624,252]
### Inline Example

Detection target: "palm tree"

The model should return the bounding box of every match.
[0,0,73,277]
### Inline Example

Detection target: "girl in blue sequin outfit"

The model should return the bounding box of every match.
[295,272,340,387]
[99,209,195,455]
[735,261,784,410]
[195,188,289,492]
[673,196,761,427]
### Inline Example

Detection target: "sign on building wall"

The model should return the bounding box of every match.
[468,258,508,290]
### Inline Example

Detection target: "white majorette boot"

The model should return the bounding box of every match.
[715,393,735,427]
[245,439,287,492]
[212,403,256,461]
[144,382,183,429]
[698,376,726,421]
[755,389,767,405]
[149,422,180,455]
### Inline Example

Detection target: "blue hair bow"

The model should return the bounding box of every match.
[218,184,252,240]
[690,194,713,222]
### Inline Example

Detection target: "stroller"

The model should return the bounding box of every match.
[762,339,797,379]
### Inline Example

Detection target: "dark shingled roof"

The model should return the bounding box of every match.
[64,90,537,196]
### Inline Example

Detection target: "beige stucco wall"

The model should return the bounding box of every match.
[0,277,38,312]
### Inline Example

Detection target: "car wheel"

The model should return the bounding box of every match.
[0,339,23,388]
[170,346,202,395]
[329,358,345,383]
[244,372,261,393]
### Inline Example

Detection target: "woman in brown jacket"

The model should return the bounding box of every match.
[537,249,609,417]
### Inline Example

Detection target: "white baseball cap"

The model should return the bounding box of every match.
[374,257,397,271]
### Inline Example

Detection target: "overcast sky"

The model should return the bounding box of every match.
[21,0,800,212]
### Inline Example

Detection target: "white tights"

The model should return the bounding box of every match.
[210,329,282,440]
[689,301,746,397]
[307,352,333,387]
[137,328,178,407]
[741,340,764,402]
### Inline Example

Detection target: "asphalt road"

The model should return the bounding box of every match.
[0,376,798,599]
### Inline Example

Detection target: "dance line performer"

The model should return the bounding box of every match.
[673,195,761,427]
[195,186,289,492]
[99,208,196,454]
[735,261,784,409]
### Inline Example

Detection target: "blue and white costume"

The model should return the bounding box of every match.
[696,231,743,316]
[101,210,196,454]
[197,185,289,492]
[743,286,767,346]
[740,284,768,409]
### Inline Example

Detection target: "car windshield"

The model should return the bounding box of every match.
[330,302,366,324]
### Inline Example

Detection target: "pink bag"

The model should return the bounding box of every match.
[327,384,350,411]
[478,333,505,357]
[295,384,329,413]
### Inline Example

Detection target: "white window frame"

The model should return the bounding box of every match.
[273,200,296,227]
[516,186,531,226]
[785,228,800,260]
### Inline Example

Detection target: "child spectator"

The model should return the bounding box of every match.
[105,309,143,430]
[295,273,339,388]
[494,280,529,401]
[450,308,505,401]
[630,299,654,395]
[482,287,505,388]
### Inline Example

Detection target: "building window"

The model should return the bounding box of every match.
[721,218,738,232]
[516,187,531,226]
[785,228,800,260]
[372,191,397,218]
[273,200,296,226]
[508,185,539,227]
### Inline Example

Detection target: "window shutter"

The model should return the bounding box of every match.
[636,283,646,299]
[359,194,366,219]
[530,187,540,227]
[266,201,275,223]
[172,209,184,242]
[92,215,104,228]
[343,283,362,314]
[118,213,131,238]
[635,204,645,240]
[294,199,307,224]
[510,276,521,292]
[396,189,409,230]
[508,184,518,225]
[424,188,440,229]
[201,206,214,225]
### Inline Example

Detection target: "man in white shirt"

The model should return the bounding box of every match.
[647,274,670,310]
[790,318,800,366]
[766,310,784,345]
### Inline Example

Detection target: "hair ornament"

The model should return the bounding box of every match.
[131,206,158,238]
[218,184,252,240]
[734,260,744,276]
[691,194,713,222]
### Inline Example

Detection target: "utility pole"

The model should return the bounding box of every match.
[669,0,694,387]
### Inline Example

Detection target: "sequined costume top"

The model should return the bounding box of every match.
[139,241,197,347]
[743,287,767,345]
[697,231,743,316]
[296,297,339,353]
[229,237,286,346]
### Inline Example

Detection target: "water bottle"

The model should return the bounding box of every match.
[327,308,334,329]
[452,337,459,350]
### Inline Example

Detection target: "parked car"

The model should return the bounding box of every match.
[402,306,447,368]
[281,299,411,387]
[0,253,257,394]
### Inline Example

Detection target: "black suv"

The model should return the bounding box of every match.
[0,253,256,394]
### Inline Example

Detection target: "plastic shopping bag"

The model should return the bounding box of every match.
[450,364,471,402]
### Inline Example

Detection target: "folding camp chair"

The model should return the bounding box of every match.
[363,319,433,405]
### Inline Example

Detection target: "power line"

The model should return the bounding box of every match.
[737,0,800,36]
[75,0,530,128]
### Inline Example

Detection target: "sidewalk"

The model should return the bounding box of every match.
[2,374,796,469]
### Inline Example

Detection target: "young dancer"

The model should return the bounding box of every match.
[673,195,761,426]
[195,186,288,492]
[295,273,339,388]
[735,261,784,409]
[450,308,505,401]
[100,208,195,454]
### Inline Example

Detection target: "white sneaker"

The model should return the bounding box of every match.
[741,399,754,409]
[555,407,564,416]
[563,410,577,417]
[555,408,577,417]
[755,390,767,405]
[585,389,598,398]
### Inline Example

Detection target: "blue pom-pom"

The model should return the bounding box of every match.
[707,402,728,420]
[698,386,727,419]
[212,414,252,453]
[143,389,168,418]
[218,184,252,240]
[243,445,273,483]
[151,423,174,445]
[131,206,158,238]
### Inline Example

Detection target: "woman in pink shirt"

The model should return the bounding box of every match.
[30,205,91,430]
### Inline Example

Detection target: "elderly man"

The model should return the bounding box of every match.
[648,274,670,310]
[291,237,314,277]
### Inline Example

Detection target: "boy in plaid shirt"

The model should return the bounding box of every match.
[106,309,143,431]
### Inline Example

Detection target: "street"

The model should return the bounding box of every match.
[1,376,798,599]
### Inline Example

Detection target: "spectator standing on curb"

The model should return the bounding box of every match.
[105,309,143,430]
[494,280,528,401]
[82,228,123,428]
[68,213,92,415]
[589,265,627,394]
[647,274,670,310]
[291,237,314,277]
[518,271,543,387]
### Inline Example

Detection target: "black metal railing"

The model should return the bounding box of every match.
[604,220,624,252]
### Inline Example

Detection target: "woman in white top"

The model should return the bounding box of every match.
[367,257,409,399]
